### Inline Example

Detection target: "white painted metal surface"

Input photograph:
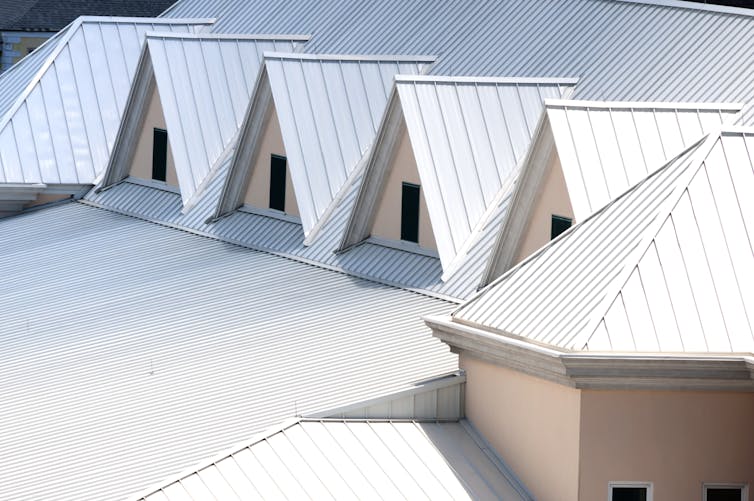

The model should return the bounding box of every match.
[164,0,754,117]
[547,99,742,218]
[263,53,434,236]
[147,35,308,206]
[345,76,574,273]
[0,17,212,185]
[456,128,754,354]
[0,202,457,500]
[134,419,531,501]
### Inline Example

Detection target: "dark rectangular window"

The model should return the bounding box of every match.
[611,487,647,501]
[706,488,743,501]
[551,214,572,240]
[269,154,287,211]
[152,128,168,182]
[401,182,420,243]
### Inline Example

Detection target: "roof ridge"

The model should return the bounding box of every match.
[571,132,720,350]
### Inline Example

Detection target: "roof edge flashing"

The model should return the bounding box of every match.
[614,0,754,18]
[144,32,310,41]
[395,74,580,85]
[544,98,745,111]
[263,51,438,62]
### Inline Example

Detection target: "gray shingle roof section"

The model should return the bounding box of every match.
[1,0,177,31]
[0,201,457,500]
[133,419,532,501]
[165,0,754,109]
[455,128,754,353]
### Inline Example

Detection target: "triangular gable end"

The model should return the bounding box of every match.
[480,99,743,286]
[98,33,309,204]
[342,76,577,273]
[214,53,436,235]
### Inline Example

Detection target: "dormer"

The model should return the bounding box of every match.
[98,33,308,208]
[481,100,743,286]
[341,76,578,278]
[215,53,436,238]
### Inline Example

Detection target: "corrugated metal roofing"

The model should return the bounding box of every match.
[134,419,531,501]
[344,76,574,273]
[0,201,457,500]
[455,128,754,354]
[0,17,212,185]
[164,0,754,109]
[146,35,308,206]
[547,99,742,218]
[226,53,434,236]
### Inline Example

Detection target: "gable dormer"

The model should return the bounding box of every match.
[342,76,578,278]
[215,53,436,238]
[482,100,743,285]
[98,33,308,208]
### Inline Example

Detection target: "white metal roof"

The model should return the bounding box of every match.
[133,418,532,501]
[163,0,754,118]
[455,128,754,354]
[147,35,307,206]
[0,17,212,185]
[482,99,743,284]
[220,53,434,237]
[547,99,742,218]
[343,76,575,273]
[0,201,457,500]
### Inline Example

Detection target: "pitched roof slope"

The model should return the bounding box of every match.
[147,34,307,206]
[133,419,531,501]
[344,76,575,273]
[165,0,754,119]
[219,53,435,235]
[547,99,742,218]
[0,201,456,500]
[455,128,754,354]
[0,17,211,185]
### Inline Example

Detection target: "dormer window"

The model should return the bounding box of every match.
[551,214,572,240]
[269,154,287,212]
[152,128,168,182]
[401,182,420,243]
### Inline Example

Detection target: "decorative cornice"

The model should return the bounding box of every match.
[426,315,754,391]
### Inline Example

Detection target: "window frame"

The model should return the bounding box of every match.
[703,483,748,501]
[608,481,653,501]
[400,181,421,244]
[151,127,168,183]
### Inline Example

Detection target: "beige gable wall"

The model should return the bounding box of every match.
[579,389,754,501]
[129,86,179,188]
[371,125,437,251]
[243,106,299,216]
[460,353,582,501]
[514,152,573,264]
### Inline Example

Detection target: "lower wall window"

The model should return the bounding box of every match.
[704,484,747,501]
[400,182,420,243]
[152,128,168,182]
[609,482,652,501]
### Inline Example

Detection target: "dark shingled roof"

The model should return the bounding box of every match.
[0,0,176,31]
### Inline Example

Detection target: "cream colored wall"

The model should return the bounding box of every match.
[579,390,754,501]
[460,353,582,501]
[371,126,436,250]
[129,86,178,188]
[514,152,574,264]
[243,107,299,216]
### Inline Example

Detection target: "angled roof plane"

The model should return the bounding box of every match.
[342,75,577,275]
[482,99,743,284]
[99,33,310,206]
[216,52,436,237]
[0,17,213,187]
[454,127,754,355]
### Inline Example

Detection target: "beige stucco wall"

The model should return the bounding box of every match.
[129,86,178,187]
[371,126,436,250]
[514,152,573,264]
[243,107,299,216]
[579,389,754,501]
[460,353,582,501]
